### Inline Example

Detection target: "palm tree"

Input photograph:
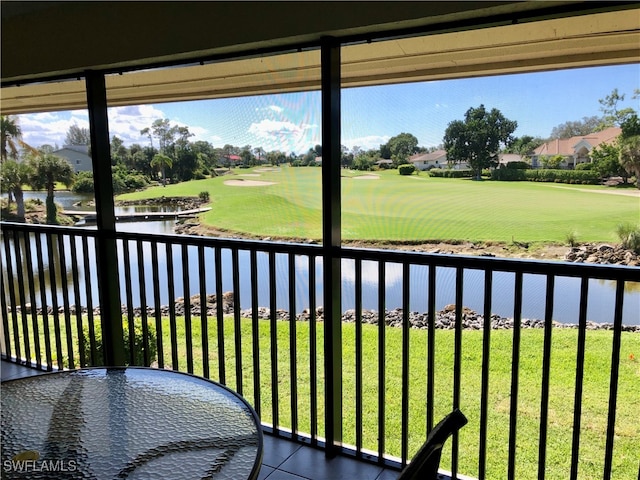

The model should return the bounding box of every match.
[29,153,75,224]
[1,115,22,162]
[0,115,37,162]
[151,153,172,186]
[0,159,33,222]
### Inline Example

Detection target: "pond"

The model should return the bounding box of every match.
[2,192,639,325]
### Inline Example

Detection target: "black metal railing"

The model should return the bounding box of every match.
[2,221,639,480]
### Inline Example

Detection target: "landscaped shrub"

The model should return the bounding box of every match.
[490,168,599,184]
[192,169,208,180]
[112,167,150,193]
[124,173,149,191]
[428,168,475,178]
[491,168,527,181]
[505,161,530,169]
[398,164,416,175]
[81,319,157,367]
[198,191,210,202]
[616,223,640,253]
[565,230,579,247]
[72,171,95,193]
[575,162,594,170]
[524,169,600,185]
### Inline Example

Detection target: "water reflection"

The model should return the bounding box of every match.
[2,193,638,325]
[1,232,87,310]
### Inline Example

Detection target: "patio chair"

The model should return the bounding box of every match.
[398,408,468,480]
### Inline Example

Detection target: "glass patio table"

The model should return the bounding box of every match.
[1,367,263,479]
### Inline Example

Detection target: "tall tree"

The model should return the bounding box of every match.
[599,88,637,128]
[240,145,255,166]
[29,154,74,224]
[110,136,129,166]
[141,119,181,154]
[590,143,626,182]
[174,144,198,181]
[503,135,544,156]
[253,147,266,164]
[266,150,286,166]
[619,136,640,188]
[379,142,391,159]
[444,105,517,180]
[340,144,353,168]
[65,123,91,145]
[386,133,419,166]
[549,116,602,139]
[0,159,33,221]
[151,153,173,186]
[618,113,640,188]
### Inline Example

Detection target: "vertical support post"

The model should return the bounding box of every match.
[85,71,125,366]
[321,37,343,457]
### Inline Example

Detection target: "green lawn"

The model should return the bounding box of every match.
[117,167,640,244]
[11,314,640,480]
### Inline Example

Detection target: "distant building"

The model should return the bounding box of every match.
[53,145,92,172]
[409,150,447,170]
[498,153,526,167]
[409,149,470,170]
[375,159,393,168]
[531,127,621,169]
[220,154,243,167]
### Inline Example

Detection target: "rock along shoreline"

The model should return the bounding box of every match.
[14,293,639,333]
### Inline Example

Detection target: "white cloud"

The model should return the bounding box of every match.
[248,119,318,153]
[31,112,58,121]
[256,105,284,113]
[17,105,219,151]
[249,119,302,138]
[184,125,208,140]
[342,135,390,151]
[107,105,166,144]
[19,112,87,148]
[342,260,403,287]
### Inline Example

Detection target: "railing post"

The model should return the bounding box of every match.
[85,71,125,366]
[321,36,343,457]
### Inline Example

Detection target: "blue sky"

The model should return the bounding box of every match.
[18,63,640,154]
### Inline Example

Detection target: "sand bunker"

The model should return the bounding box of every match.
[352,174,380,180]
[254,168,280,172]
[224,179,277,187]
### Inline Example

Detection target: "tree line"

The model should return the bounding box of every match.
[2,90,639,224]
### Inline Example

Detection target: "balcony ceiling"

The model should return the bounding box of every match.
[1,1,639,114]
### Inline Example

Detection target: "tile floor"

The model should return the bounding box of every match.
[1,360,400,480]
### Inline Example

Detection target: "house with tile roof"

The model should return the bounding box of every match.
[531,126,621,169]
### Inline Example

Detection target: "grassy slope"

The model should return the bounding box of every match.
[118,167,639,243]
[19,315,640,479]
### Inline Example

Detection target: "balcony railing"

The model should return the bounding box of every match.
[1,221,638,479]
